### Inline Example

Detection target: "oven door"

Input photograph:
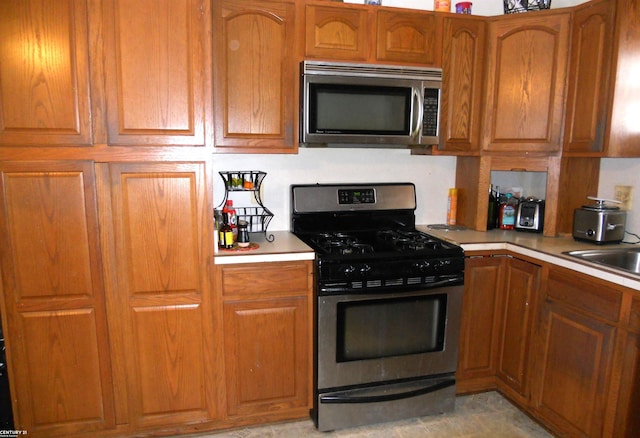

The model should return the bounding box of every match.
[317,285,463,391]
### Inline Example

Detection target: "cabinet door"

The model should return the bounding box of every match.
[439,16,486,154]
[0,161,114,435]
[563,0,614,155]
[304,3,370,61]
[482,13,570,153]
[376,10,440,66]
[613,330,640,437]
[223,296,310,417]
[0,0,92,146]
[457,255,505,392]
[214,0,297,152]
[610,294,640,437]
[103,162,217,428]
[102,0,209,146]
[496,258,540,401]
[533,267,618,437]
[605,0,640,156]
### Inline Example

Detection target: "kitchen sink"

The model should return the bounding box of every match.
[564,247,640,275]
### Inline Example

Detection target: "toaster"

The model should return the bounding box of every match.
[573,198,627,244]
[515,199,545,233]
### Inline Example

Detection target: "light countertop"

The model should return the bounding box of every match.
[213,226,640,291]
[420,226,640,291]
[213,231,314,264]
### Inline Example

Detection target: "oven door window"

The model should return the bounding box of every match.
[336,294,447,362]
[309,84,411,135]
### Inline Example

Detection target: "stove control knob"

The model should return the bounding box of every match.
[413,261,431,272]
[342,265,356,277]
[359,264,372,275]
[434,259,451,271]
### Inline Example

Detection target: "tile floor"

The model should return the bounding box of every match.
[186,391,554,437]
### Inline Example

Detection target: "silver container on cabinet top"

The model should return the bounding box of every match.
[573,197,626,244]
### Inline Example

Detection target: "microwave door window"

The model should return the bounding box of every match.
[310,85,411,135]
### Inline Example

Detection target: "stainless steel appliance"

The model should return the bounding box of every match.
[515,198,545,233]
[291,183,464,432]
[300,61,442,147]
[573,197,626,244]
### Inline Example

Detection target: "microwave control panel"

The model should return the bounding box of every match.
[422,88,440,137]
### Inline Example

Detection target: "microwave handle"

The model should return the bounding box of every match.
[411,87,424,139]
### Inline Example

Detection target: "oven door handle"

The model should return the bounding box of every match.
[320,378,455,404]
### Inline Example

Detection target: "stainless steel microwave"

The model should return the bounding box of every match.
[300,61,442,147]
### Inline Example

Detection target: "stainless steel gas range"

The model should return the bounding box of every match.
[291,183,465,432]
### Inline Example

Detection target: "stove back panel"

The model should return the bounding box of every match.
[292,183,416,214]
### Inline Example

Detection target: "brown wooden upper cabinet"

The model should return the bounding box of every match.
[438,15,486,154]
[102,0,210,146]
[0,0,93,146]
[605,0,640,157]
[563,0,615,156]
[481,12,570,154]
[304,2,441,66]
[304,2,370,61]
[375,10,441,65]
[213,0,297,153]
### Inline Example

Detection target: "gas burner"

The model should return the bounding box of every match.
[314,233,374,255]
[396,239,439,251]
[376,230,398,241]
[349,243,374,255]
[315,232,359,247]
[375,230,443,252]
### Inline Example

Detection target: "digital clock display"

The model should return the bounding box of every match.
[338,188,376,204]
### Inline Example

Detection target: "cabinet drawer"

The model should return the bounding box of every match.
[219,261,312,297]
[546,267,622,322]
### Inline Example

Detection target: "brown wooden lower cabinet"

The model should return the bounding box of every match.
[0,161,116,436]
[99,162,218,430]
[458,254,640,438]
[496,257,540,404]
[215,261,313,426]
[0,160,221,436]
[458,254,541,401]
[534,298,616,436]
[0,160,312,437]
[532,266,621,437]
[6,197,640,438]
[457,254,505,392]
[614,294,640,436]
[613,330,640,437]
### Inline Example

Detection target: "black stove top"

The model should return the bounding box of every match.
[291,183,465,294]
[299,228,461,259]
